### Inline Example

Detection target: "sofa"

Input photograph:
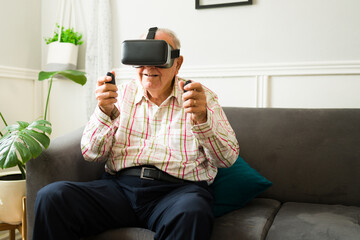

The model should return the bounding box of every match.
[26,107,360,240]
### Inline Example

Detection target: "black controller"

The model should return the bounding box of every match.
[106,72,116,85]
[183,80,192,92]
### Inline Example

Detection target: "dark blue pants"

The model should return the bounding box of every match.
[33,173,214,240]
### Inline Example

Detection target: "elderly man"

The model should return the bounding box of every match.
[33,27,239,240]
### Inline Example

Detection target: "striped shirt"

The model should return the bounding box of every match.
[81,77,239,183]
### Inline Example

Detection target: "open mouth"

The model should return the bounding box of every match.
[144,73,159,77]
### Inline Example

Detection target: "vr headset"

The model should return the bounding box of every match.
[121,27,180,68]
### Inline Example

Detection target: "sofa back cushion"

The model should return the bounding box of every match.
[223,107,360,206]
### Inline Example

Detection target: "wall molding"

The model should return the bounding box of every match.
[114,61,360,108]
[256,75,270,108]
[182,61,360,78]
[1,61,359,112]
[1,61,352,81]
[0,65,38,80]
[115,61,360,80]
[179,61,360,78]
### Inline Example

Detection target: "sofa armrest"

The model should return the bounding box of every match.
[26,127,105,239]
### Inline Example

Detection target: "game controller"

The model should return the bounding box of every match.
[183,80,192,93]
[106,72,116,85]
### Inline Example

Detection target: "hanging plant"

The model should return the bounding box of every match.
[44,23,83,45]
[44,23,84,71]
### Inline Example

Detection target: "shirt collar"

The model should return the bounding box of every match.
[134,79,146,104]
[173,77,184,105]
[134,76,184,105]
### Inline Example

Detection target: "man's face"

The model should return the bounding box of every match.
[136,31,183,98]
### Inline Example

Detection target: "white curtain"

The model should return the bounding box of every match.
[85,0,112,119]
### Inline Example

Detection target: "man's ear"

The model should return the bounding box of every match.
[174,56,184,75]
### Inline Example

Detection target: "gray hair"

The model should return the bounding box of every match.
[157,28,181,49]
[140,28,181,49]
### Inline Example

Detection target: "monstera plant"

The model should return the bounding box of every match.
[0,70,87,179]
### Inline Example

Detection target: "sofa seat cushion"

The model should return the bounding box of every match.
[211,198,281,240]
[86,198,280,240]
[266,202,360,240]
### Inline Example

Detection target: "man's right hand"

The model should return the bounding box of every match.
[95,72,118,117]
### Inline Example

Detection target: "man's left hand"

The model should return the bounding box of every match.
[179,80,207,125]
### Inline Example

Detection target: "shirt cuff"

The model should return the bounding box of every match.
[191,108,215,139]
[110,106,120,120]
[94,106,114,127]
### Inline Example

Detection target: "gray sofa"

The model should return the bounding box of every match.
[26,107,360,240]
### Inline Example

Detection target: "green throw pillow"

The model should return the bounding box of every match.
[211,155,272,217]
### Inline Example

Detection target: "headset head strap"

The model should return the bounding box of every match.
[146,27,158,39]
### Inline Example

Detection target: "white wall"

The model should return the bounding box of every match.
[112,0,360,109]
[0,0,42,69]
[112,0,360,67]
[0,0,42,129]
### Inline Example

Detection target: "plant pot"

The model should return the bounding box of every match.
[0,171,26,225]
[46,42,79,71]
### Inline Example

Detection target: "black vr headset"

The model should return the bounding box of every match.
[121,27,180,68]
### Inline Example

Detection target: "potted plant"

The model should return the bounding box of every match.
[0,70,87,224]
[44,23,84,71]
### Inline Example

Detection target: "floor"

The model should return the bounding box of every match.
[0,230,22,240]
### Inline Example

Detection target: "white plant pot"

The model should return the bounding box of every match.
[46,42,79,71]
[0,171,26,225]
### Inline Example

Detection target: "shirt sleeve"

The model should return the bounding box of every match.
[81,106,120,163]
[191,90,239,168]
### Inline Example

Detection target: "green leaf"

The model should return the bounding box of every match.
[29,125,52,134]
[23,130,50,149]
[17,121,30,129]
[0,135,16,168]
[44,23,83,45]
[31,120,52,126]
[38,71,57,81]
[19,133,43,158]
[4,125,19,133]
[4,121,28,134]
[38,70,87,86]
[57,70,87,86]
[28,120,52,134]
[0,135,12,153]
[0,120,52,169]
[14,142,32,165]
[0,145,17,169]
